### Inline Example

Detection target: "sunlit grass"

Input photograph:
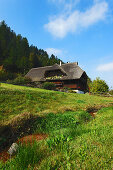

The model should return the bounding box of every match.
[0,83,113,169]
[0,83,113,125]
[1,106,112,169]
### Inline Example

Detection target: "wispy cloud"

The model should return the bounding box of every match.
[45,1,108,38]
[48,0,80,12]
[48,0,79,6]
[48,0,65,3]
[97,62,113,72]
[45,48,62,56]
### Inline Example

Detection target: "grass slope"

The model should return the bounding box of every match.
[0,107,113,169]
[0,83,113,125]
[0,83,113,169]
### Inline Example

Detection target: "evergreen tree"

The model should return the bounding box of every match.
[0,21,63,74]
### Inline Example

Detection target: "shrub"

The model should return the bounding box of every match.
[87,77,92,92]
[7,75,32,85]
[109,89,113,95]
[42,82,56,90]
[0,70,16,81]
[90,77,109,93]
[62,87,71,92]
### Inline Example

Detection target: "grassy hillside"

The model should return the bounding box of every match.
[0,83,113,125]
[0,83,113,169]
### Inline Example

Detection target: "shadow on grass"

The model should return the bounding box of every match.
[33,111,92,142]
[0,115,43,152]
[0,110,92,152]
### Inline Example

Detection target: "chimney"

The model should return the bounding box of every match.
[77,62,78,65]
[60,61,62,66]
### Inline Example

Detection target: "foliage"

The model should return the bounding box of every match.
[90,77,109,93]
[42,82,56,90]
[7,75,32,85]
[109,89,113,95]
[0,21,63,74]
[87,76,92,92]
[0,69,16,81]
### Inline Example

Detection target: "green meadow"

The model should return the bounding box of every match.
[0,83,113,125]
[0,83,113,169]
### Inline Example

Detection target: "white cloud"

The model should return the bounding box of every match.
[45,48,62,56]
[45,1,108,38]
[97,62,113,72]
[80,2,108,27]
[49,0,80,11]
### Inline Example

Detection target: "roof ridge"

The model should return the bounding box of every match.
[31,63,61,70]
[61,62,78,66]
[31,65,53,70]
[31,62,78,70]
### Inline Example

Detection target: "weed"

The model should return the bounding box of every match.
[46,133,72,151]
[78,111,92,122]
[3,141,46,170]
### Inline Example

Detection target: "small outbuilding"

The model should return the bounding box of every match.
[25,62,88,92]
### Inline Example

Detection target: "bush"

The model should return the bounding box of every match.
[42,82,56,90]
[0,70,16,81]
[109,89,113,95]
[90,77,109,93]
[87,77,92,92]
[7,75,31,85]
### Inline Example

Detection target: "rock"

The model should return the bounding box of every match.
[8,143,18,155]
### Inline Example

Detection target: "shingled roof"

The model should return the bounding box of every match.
[25,62,85,82]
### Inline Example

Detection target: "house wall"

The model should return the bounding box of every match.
[79,73,88,92]
[49,80,79,89]
[49,79,87,92]
[63,80,78,89]
[63,84,77,89]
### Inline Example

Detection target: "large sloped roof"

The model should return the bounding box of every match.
[25,62,85,81]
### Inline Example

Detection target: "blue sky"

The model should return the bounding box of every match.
[0,0,113,88]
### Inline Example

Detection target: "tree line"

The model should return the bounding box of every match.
[0,21,110,93]
[0,21,63,74]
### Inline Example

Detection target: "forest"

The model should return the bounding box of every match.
[0,21,63,74]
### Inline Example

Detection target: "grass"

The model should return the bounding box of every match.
[0,106,113,169]
[0,83,113,169]
[32,111,92,134]
[0,141,47,170]
[0,83,113,125]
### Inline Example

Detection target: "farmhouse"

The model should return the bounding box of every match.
[25,62,88,92]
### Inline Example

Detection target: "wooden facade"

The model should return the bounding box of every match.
[44,69,87,91]
[48,78,87,91]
